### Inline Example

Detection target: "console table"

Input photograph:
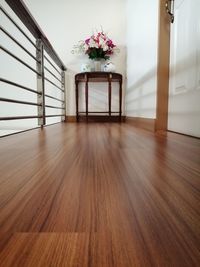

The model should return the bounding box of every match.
[75,72,123,122]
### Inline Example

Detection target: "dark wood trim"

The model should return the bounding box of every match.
[126,117,156,132]
[78,112,121,114]
[156,0,170,131]
[5,0,66,70]
[119,80,122,121]
[75,72,123,122]
[108,74,112,117]
[66,115,126,123]
[85,75,89,122]
[65,116,77,122]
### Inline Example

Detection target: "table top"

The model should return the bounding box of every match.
[75,72,122,83]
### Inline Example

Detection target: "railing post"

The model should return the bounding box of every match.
[36,39,45,126]
[61,71,66,122]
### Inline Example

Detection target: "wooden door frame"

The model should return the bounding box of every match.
[155,0,171,131]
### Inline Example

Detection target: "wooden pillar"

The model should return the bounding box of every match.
[156,0,171,131]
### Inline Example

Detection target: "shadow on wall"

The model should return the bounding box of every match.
[126,50,200,123]
[126,66,157,118]
[169,52,200,94]
[168,52,200,137]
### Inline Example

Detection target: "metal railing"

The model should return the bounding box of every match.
[0,0,66,130]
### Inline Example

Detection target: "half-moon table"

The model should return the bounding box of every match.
[75,72,123,122]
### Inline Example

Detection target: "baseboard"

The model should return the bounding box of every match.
[66,115,126,123]
[65,116,76,122]
[168,130,200,139]
[126,117,156,132]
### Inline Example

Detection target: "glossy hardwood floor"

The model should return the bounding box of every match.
[0,122,200,267]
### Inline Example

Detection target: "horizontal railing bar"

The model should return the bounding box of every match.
[45,94,64,103]
[0,115,41,121]
[46,114,63,118]
[0,97,41,106]
[44,66,62,83]
[0,5,37,49]
[45,105,65,110]
[0,114,63,121]
[44,55,61,76]
[1,45,41,76]
[0,78,41,95]
[44,77,64,92]
[0,26,39,62]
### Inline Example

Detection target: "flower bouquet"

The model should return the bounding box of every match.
[72,30,118,71]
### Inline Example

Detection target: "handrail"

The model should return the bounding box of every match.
[5,0,66,71]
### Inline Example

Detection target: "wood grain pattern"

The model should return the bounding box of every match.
[0,123,200,266]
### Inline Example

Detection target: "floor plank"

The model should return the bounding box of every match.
[0,123,200,266]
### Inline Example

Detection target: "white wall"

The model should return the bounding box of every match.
[24,0,127,116]
[126,0,159,119]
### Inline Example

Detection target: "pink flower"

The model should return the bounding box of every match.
[73,30,118,60]
[85,38,90,45]
[107,39,116,48]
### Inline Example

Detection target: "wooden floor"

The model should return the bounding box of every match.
[0,123,200,267]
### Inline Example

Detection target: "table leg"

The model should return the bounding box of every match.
[75,81,79,122]
[119,81,122,122]
[85,80,88,122]
[108,75,112,118]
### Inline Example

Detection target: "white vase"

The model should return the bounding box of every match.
[81,63,91,72]
[94,60,101,71]
[103,61,116,72]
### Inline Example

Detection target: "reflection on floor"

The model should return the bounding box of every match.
[0,123,200,266]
